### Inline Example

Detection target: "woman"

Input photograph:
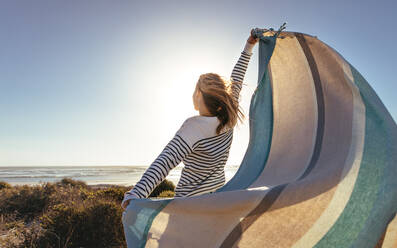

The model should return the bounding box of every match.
[121,30,259,209]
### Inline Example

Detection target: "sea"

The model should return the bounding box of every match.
[0,164,240,187]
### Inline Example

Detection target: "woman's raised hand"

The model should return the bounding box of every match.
[247,28,259,45]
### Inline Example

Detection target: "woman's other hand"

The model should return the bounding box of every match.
[121,191,139,210]
[121,199,132,210]
[247,28,259,45]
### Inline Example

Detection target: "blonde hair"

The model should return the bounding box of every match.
[197,73,245,135]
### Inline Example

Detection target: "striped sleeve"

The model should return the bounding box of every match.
[230,41,254,103]
[123,117,198,199]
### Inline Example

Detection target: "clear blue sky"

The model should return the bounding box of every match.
[1,0,396,166]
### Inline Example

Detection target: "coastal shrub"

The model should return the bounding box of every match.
[157,190,175,198]
[95,186,128,202]
[149,179,175,197]
[78,200,125,247]
[0,219,26,248]
[38,200,125,248]
[0,183,56,221]
[8,220,45,248]
[0,177,176,247]
[56,177,89,189]
[0,181,12,190]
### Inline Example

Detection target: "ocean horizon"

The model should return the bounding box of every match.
[0,164,240,187]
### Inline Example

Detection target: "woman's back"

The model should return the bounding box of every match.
[174,116,233,197]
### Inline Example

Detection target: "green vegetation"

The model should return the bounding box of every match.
[0,181,11,190]
[0,177,175,248]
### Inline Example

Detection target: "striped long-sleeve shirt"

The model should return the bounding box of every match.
[122,41,254,204]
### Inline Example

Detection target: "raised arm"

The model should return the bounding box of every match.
[121,117,200,207]
[230,32,258,103]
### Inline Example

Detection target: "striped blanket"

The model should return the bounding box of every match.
[122,30,397,248]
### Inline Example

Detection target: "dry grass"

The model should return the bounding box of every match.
[0,177,175,248]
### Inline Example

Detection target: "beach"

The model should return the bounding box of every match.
[0,164,240,187]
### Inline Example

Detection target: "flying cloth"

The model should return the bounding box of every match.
[122,26,397,248]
